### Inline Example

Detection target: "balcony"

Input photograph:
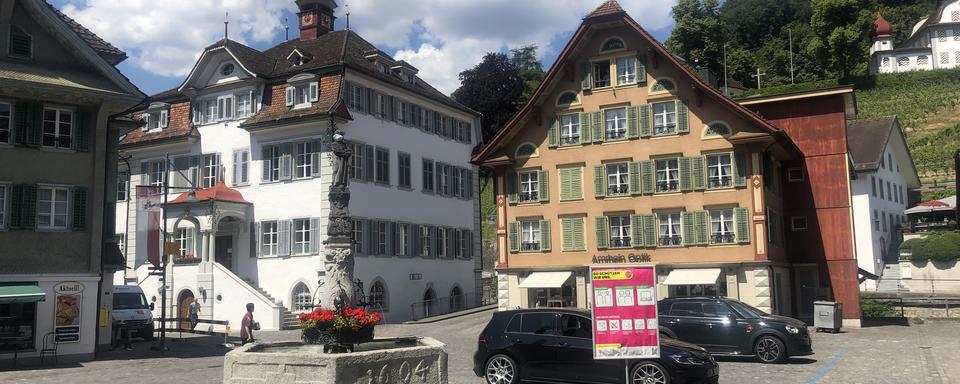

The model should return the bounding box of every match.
[656,181,679,192]
[610,237,632,248]
[710,233,735,244]
[659,235,682,246]
[521,242,541,251]
[560,136,580,145]
[606,130,626,140]
[708,177,732,188]
[607,185,629,196]
[654,124,676,136]
[519,192,539,202]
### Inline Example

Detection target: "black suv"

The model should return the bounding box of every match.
[657,297,812,363]
[474,308,719,384]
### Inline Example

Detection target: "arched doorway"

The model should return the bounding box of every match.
[450,285,464,312]
[422,288,436,318]
[177,290,195,330]
[291,282,312,312]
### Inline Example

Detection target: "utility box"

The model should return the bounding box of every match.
[813,301,843,333]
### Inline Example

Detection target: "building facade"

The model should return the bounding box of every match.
[475,1,866,325]
[871,1,960,74]
[0,1,143,362]
[847,117,920,290]
[115,0,481,328]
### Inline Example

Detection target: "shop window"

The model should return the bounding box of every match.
[668,283,727,299]
[0,300,37,352]
[526,277,577,309]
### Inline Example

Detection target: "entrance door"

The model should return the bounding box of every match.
[423,288,436,318]
[178,291,195,330]
[215,236,233,271]
[794,265,818,322]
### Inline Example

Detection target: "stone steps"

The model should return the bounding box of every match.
[242,278,301,330]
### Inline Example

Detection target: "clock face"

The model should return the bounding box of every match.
[320,13,332,28]
[301,13,315,26]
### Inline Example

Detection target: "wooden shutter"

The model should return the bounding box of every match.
[27,102,42,146]
[735,207,751,244]
[13,101,29,144]
[261,147,272,182]
[508,222,519,253]
[232,151,241,186]
[581,62,592,91]
[627,106,639,139]
[696,211,709,245]
[408,223,418,257]
[279,143,293,181]
[285,86,295,106]
[20,184,37,229]
[681,212,695,246]
[364,144,375,182]
[252,222,260,258]
[570,167,583,200]
[71,186,87,230]
[587,112,601,144]
[631,215,643,248]
[561,218,573,251]
[9,184,23,229]
[642,214,658,247]
[537,170,550,202]
[692,156,706,191]
[539,220,551,252]
[677,99,690,133]
[733,151,748,188]
[679,157,692,192]
[465,169,475,199]
[559,168,571,201]
[507,171,518,204]
[436,163,445,196]
[311,140,322,177]
[309,81,319,102]
[572,217,585,251]
[595,216,609,249]
[639,104,652,138]
[629,162,642,195]
[74,109,90,152]
[278,220,291,256]
[578,112,591,143]
[594,165,605,198]
[640,160,654,195]
[310,218,321,254]
[636,56,647,84]
[548,116,559,148]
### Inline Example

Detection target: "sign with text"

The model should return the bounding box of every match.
[136,186,163,268]
[54,282,84,343]
[590,265,659,359]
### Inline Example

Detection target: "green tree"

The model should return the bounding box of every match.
[808,0,877,79]
[666,0,723,78]
[509,45,545,108]
[452,52,525,144]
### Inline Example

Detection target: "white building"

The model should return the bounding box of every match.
[114,0,482,329]
[871,1,960,74]
[847,117,920,290]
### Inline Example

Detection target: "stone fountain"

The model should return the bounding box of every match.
[222,117,448,383]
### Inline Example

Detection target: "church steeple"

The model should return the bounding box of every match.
[296,0,337,40]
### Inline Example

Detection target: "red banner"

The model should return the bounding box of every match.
[136,186,163,268]
[590,265,660,359]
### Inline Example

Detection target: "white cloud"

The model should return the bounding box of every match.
[60,0,294,78]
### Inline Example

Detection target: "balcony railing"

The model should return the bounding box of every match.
[606,130,626,140]
[610,237,632,248]
[710,233,736,244]
[521,242,541,251]
[607,185,629,195]
[656,181,679,192]
[654,124,676,136]
[560,135,580,145]
[659,235,682,246]
[708,177,732,188]
[519,192,539,202]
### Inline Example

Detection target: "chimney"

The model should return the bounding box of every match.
[296,0,337,40]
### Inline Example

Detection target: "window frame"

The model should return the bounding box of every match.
[353,219,366,255]
[520,219,541,252]
[292,283,313,312]
[37,185,70,230]
[608,215,632,248]
[422,159,435,193]
[518,170,540,203]
[0,102,10,144]
[294,141,315,180]
[615,56,637,86]
[292,218,312,255]
[374,147,390,185]
[709,209,735,245]
[604,107,627,140]
[216,94,235,121]
[559,113,581,146]
[117,170,129,201]
[368,281,387,311]
[654,158,680,193]
[202,153,221,188]
[606,163,629,196]
[705,153,733,189]
[592,60,612,89]
[42,106,74,149]
[261,220,279,257]
[658,212,682,247]
[398,152,412,189]
[176,227,195,257]
[148,160,166,188]
[651,101,677,136]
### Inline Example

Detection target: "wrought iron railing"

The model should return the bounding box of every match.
[607,185,629,195]
[708,177,733,188]
[710,233,736,244]
[656,181,679,192]
[659,235,682,246]
[409,292,493,321]
[521,242,540,251]
[519,192,539,202]
[610,237,632,248]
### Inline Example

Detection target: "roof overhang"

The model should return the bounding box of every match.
[738,86,857,119]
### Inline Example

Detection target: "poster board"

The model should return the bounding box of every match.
[590,265,659,359]
[54,282,83,343]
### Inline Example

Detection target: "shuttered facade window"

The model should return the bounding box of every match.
[560,217,586,251]
[422,159,435,192]
[558,167,583,201]
[232,149,250,186]
[655,159,679,192]
[709,209,735,244]
[706,153,733,189]
[398,152,411,188]
[37,186,68,229]
[658,213,682,246]
[559,114,581,146]
[0,184,6,229]
[261,221,279,256]
[0,102,9,144]
[519,171,539,202]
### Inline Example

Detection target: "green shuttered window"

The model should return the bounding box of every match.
[559,167,583,201]
[561,217,586,251]
[734,207,751,244]
[595,216,609,249]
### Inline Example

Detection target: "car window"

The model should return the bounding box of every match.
[559,314,592,339]
[669,302,703,317]
[506,314,521,333]
[702,302,734,318]
[521,313,556,335]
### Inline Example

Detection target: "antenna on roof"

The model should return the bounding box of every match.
[345,2,351,30]
[284,16,290,41]
[224,11,229,40]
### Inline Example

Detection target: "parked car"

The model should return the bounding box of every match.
[111,285,155,340]
[474,308,719,384]
[657,297,812,363]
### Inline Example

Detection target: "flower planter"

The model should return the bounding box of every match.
[298,307,382,353]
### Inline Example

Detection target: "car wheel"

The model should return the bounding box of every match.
[484,354,518,384]
[630,361,669,384]
[659,332,671,340]
[754,335,786,363]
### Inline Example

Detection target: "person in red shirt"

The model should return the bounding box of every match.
[240,303,255,345]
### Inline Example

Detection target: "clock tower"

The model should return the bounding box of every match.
[296,0,337,40]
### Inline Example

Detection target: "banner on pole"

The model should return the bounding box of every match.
[590,265,659,359]
[136,186,163,268]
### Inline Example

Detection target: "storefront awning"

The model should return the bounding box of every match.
[663,269,722,286]
[0,285,46,304]
[519,271,572,288]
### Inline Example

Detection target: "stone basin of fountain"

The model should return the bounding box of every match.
[223,337,448,384]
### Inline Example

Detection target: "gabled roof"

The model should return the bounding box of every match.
[472,0,783,164]
[846,116,921,187]
[903,0,960,45]
[44,1,127,65]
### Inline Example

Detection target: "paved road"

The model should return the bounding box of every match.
[1,311,957,384]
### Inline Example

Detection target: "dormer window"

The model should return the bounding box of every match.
[220,63,235,76]
[287,50,311,67]
[193,89,257,125]
[8,25,32,58]
[285,75,319,109]
[600,37,625,53]
[142,109,168,131]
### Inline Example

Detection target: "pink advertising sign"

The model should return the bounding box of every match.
[590,265,659,359]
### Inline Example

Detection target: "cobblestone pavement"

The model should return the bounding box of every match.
[1,312,957,384]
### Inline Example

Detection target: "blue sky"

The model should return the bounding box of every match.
[52,0,676,96]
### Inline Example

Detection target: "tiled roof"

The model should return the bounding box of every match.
[169,181,250,204]
[241,74,346,128]
[586,0,625,19]
[120,102,197,148]
[846,116,897,171]
[44,1,127,65]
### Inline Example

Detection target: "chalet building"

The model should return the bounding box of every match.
[846,117,920,290]
[0,1,144,362]
[871,0,960,74]
[115,0,481,328]
[474,1,864,325]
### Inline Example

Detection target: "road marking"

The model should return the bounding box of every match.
[807,347,847,384]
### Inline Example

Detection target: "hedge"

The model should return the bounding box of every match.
[900,231,960,262]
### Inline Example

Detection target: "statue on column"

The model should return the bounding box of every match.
[320,120,357,311]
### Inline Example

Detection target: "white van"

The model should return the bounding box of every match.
[111,285,155,340]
